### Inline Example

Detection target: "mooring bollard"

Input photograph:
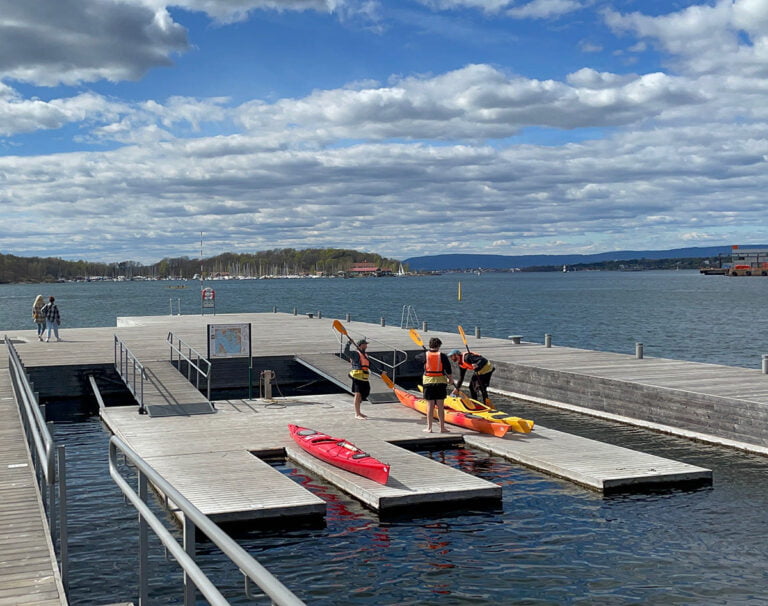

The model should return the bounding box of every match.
[422,321,428,332]
[475,326,481,339]
[345,313,351,322]
[380,317,386,327]
[293,307,297,316]
[272,306,277,313]
[763,355,768,374]
[317,311,322,319]
[545,333,552,348]
[636,342,644,359]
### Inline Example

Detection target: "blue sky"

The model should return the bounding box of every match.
[2,0,768,263]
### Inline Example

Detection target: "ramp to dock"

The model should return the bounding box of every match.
[465,427,712,493]
[294,353,398,403]
[141,360,215,417]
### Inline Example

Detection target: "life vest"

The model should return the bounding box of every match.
[349,350,370,381]
[460,352,493,375]
[423,350,448,384]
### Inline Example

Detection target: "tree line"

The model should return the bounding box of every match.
[0,248,405,283]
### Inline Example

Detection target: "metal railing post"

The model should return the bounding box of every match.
[183,516,196,605]
[58,445,68,594]
[138,471,149,606]
[109,436,305,605]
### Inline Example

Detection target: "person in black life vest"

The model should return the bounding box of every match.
[416,337,453,433]
[345,338,370,419]
[449,349,494,404]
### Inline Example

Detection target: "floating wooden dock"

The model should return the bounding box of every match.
[4,310,736,600]
[2,312,724,529]
[0,351,67,605]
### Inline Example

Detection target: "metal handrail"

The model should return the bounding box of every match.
[166,331,212,402]
[5,336,68,593]
[335,328,409,382]
[114,335,147,414]
[109,435,305,606]
[400,305,419,329]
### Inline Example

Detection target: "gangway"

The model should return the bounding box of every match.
[115,335,215,417]
[294,353,397,403]
[295,331,408,403]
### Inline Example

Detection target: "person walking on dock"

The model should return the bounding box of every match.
[32,294,46,341]
[41,296,61,342]
[345,337,371,419]
[449,349,495,404]
[417,337,453,433]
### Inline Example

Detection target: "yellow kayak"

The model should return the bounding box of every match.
[444,394,534,434]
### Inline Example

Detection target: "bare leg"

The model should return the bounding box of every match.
[354,393,367,419]
[424,400,435,432]
[437,400,449,433]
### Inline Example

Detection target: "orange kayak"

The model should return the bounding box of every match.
[288,424,390,484]
[444,394,534,433]
[394,387,509,437]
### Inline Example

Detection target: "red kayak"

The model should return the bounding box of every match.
[393,387,509,437]
[288,424,390,485]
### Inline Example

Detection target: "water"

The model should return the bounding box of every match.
[7,271,768,604]
[4,270,768,368]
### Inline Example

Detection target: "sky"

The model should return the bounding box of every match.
[2,0,768,264]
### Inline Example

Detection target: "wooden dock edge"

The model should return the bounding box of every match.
[493,386,768,457]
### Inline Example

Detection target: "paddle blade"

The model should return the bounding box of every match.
[457,325,470,352]
[332,319,348,337]
[456,389,473,407]
[380,372,394,389]
[408,328,424,348]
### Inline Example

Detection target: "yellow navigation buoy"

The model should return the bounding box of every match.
[458,281,462,301]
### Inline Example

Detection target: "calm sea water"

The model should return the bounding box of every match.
[6,271,768,604]
[3,270,768,368]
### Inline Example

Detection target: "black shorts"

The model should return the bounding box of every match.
[351,378,371,401]
[422,383,447,401]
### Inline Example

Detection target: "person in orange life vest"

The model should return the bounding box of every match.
[416,337,453,433]
[449,349,494,404]
[345,338,371,419]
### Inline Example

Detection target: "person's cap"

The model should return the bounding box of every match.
[449,349,462,356]
[357,338,369,346]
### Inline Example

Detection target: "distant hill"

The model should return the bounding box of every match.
[403,245,760,271]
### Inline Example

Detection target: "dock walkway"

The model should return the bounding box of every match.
[140,359,215,417]
[0,351,67,605]
[2,312,733,526]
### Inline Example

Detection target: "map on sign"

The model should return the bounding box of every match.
[208,323,250,358]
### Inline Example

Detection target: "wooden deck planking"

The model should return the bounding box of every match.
[5,311,767,406]
[286,439,500,511]
[0,355,67,605]
[465,427,712,492]
[140,359,214,417]
[144,450,325,523]
[5,312,732,525]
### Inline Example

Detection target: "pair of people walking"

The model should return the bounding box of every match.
[32,295,62,342]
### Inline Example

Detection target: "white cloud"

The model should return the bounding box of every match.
[507,0,583,20]
[605,0,768,77]
[0,0,189,86]
[235,64,705,142]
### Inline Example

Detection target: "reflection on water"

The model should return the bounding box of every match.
[55,405,768,605]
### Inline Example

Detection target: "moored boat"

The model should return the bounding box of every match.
[288,424,390,484]
[444,394,534,433]
[392,386,509,437]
